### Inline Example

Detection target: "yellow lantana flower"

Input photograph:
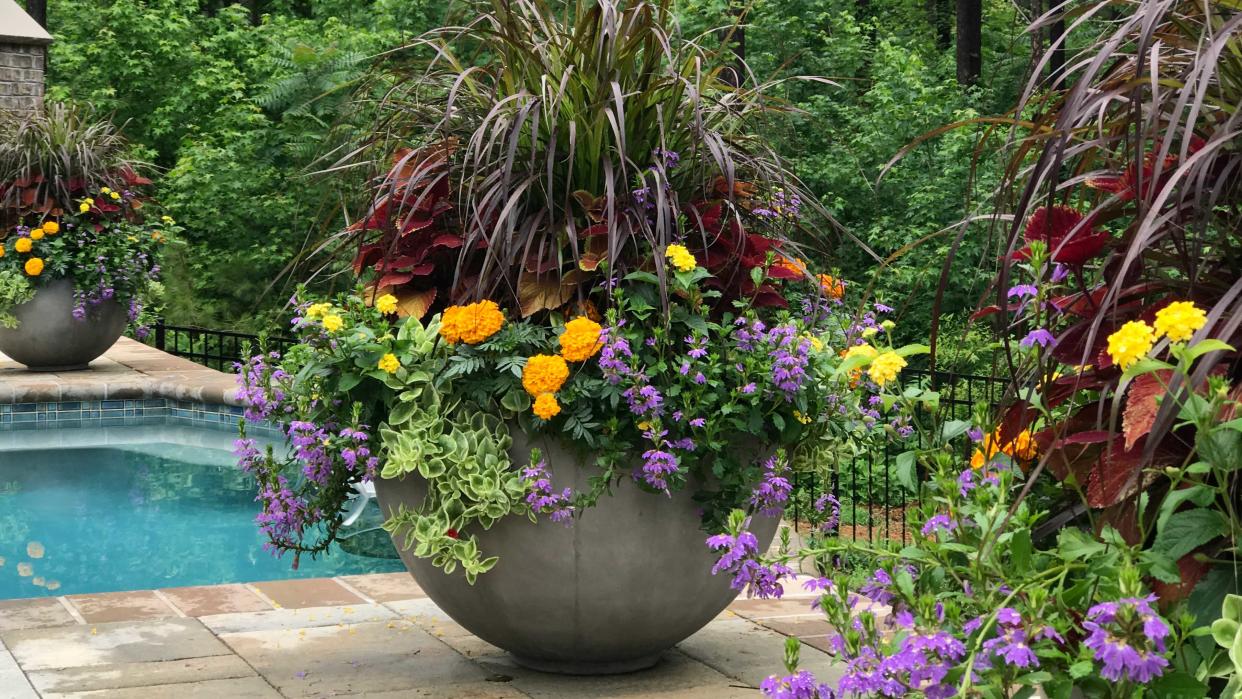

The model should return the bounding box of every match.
[321,314,344,333]
[523,354,570,395]
[101,187,112,194]
[868,351,906,387]
[41,221,59,235]
[14,238,32,253]
[1106,320,1156,369]
[665,243,697,272]
[375,294,398,315]
[110,191,121,200]
[533,392,561,420]
[79,203,90,213]
[305,302,332,319]
[377,353,400,374]
[559,317,604,362]
[24,257,43,276]
[1153,301,1206,343]
[843,344,878,361]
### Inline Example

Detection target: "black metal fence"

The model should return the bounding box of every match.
[790,369,1010,545]
[140,321,1009,544]
[143,320,295,373]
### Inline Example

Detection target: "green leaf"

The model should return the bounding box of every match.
[1154,509,1229,561]
[1068,660,1095,679]
[1121,356,1176,380]
[1190,567,1240,626]
[941,419,972,442]
[1157,485,1216,534]
[1182,339,1236,362]
[1146,670,1208,698]
[895,343,930,358]
[894,451,918,493]
[1141,550,1182,584]
[1010,528,1032,574]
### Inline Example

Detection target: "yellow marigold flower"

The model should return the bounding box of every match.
[321,314,344,333]
[439,301,505,345]
[1153,301,1206,343]
[0,247,5,258]
[559,317,604,362]
[843,343,878,361]
[868,351,906,387]
[377,353,400,374]
[305,302,332,319]
[14,238,32,253]
[533,392,561,420]
[665,243,697,272]
[1106,320,1156,369]
[375,294,398,315]
[41,221,59,235]
[24,257,43,276]
[523,354,569,396]
[817,274,845,300]
[29,229,43,240]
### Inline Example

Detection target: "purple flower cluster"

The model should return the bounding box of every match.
[706,528,793,599]
[760,670,834,699]
[979,608,1040,669]
[814,492,840,533]
[733,319,813,401]
[1082,595,1170,682]
[919,514,955,537]
[254,475,315,552]
[639,448,679,492]
[236,352,291,422]
[750,454,792,517]
[832,630,966,698]
[521,459,575,524]
[597,325,633,385]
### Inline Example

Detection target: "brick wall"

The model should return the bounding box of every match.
[0,42,45,113]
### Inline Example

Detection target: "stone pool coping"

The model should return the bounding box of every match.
[0,337,240,406]
[0,573,849,697]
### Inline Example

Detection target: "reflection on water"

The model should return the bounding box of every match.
[0,446,403,599]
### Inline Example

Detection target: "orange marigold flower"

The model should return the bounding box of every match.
[439,300,506,345]
[559,317,604,362]
[817,274,845,300]
[24,257,44,276]
[970,428,1037,469]
[523,354,569,395]
[532,392,561,420]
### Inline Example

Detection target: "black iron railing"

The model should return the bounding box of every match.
[141,320,1008,544]
[791,369,1010,545]
[143,320,295,373]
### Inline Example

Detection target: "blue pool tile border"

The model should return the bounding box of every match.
[0,399,280,438]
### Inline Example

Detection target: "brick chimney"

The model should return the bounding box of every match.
[0,0,53,113]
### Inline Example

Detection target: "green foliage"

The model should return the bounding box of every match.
[0,271,34,328]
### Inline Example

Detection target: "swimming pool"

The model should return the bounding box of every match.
[0,426,404,599]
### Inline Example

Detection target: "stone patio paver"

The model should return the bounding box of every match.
[0,597,76,632]
[0,572,849,697]
[198,604,397,635]
[338,573,426,602]
[24,654,257,695]
[1,643,39,699]
[159,584,273,617]
[39,676,281,699]
[677,617,847,690]
[250,578,364,609]
[1,618,231,671]
[219,618,508,698]
[64,591,178,624]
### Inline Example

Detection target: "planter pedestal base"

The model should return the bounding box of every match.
[510,652,662,675]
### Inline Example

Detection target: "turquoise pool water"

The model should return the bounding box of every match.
[0,433,403,599]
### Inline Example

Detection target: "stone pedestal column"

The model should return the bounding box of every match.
[0,0,53,114]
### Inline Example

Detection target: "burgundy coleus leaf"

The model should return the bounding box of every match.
[1122,371,1171,451]
[1012,205,1112,265]
[1051,317,1118,366]
[428,233,464,249]
[1085,435,1147,508]
[119,167,152,187]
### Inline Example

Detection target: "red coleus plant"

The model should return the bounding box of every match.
[684,191,790,310]
[1011,205,1112,266]
[351,142,475,318]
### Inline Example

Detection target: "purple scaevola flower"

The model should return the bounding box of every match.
[1020,328,1056,349]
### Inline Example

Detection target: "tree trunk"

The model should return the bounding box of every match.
[719,0,746,88]
[26,0,47,27]
[955,0,982,85]
[1048,3,1067,83]
[930,0,952,50]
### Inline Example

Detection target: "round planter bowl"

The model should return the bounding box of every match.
[375,430,779,675]
[0,278,128,371]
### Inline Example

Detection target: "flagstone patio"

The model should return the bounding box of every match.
[0,573,846,698]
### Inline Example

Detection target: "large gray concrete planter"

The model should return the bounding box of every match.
[0,278,127,371]
[375,429,779,675]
